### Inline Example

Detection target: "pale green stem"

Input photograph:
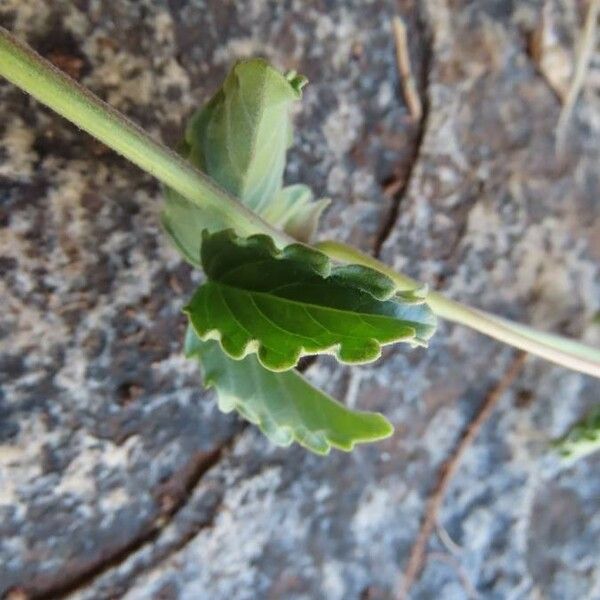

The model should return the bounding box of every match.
[0,27,292,245]
[316,241,600,379]
[2,27,599,379]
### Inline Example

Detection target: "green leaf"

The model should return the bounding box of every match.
[262,184,330,244]
[183,58,298,212]
[161,186,227,266]
[185,327,394,454]
[162,58,328,259]
[162,184,329,267]
[554,405,600,461]
[184,229,437,371]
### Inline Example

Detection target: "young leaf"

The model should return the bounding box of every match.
[185,327,393,454]
[162,58,328,258]
[184,229,437,371]
[262,184,329,244]
[554,405,600,461]
[183,58,297,211]
[161,184,328,267]
[161,186,227,266]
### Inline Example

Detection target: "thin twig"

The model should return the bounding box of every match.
[435,521,462,556]
[428,552,480,600]
[393,15,423,122]
[556,0,600,155]
[397,352,527,599]
[375,13,430,256]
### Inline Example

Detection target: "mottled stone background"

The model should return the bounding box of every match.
[1,1,599,599]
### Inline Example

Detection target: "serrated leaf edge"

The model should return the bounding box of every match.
[185,339,394,455]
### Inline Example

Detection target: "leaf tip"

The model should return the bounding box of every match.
[285,69,309,95]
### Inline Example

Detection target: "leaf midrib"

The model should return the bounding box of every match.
[208,280,421,339]
[229,68,283,208]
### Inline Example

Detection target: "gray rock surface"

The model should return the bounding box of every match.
[1,1,599,599]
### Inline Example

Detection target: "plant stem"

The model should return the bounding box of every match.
[0,26,291,245]
[317,241,600,379]
[2,27,599,379]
